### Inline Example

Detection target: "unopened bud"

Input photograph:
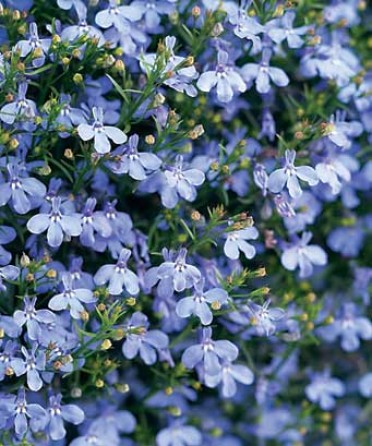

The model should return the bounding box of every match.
[9,138,19,150]
[211,22,224,37]
[100,339,112,350]
[95,379,105,388]
[64,148,74,159]
[33,47,43,59]
[73,73,83,84]
[191,6,201,17]
[20,252,31,267]
[80,310,89,322]
[189,124,204,140]
[191,210,201,221]
[71,387,82,398]
[145,134,155,145]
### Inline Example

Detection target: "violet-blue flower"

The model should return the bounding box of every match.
[268,149,318,198]
[122,311,169,365]
[94,248,140,295]
[197,50,246,103]
[11,345,46,391]
[14,22,51,67]
[205,361,254,398]
[305,370,345,410]
[77,107,127,155]
[46,394,85,441]
[268,11,309,49]
[27,197,82,248]
[48,272,96,319]
[176,278,228,325]
[224,224,259,260]
[281,232,327,278]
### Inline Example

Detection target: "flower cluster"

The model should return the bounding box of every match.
[0,0,370,445]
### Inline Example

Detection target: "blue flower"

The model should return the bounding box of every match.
[14,22,51,67]
[176,278,228,325]
[268,149,319,198]
[268,11,309,49]
[79,197,112,248]
[318,303,372,352]
[77,107,127,154]
[205,361,254,398]
[95,1,142,32]
[49,273,96,319]
[155,247,201,294]
[164,155,205,204]
[246,299,286,336]
[241,48,289,94]
[0,264,20,291]
[197,50,246,103]
[0,82,37,128]
[182,327,239,377]
[281,232,327,278]
[46,394,85,441]
[13,296,55,341]
[94,248,140,295]
[108,134,162,180]
[55,94,86,135]
[12,345,46,391]
[156,424,202,446]
[305,370,345,410]
[0,341,20,381]
[131,0,176,30]
[359,373,372,398]
[327,224,364,257]
[27,197,82,248]
[122,311,169,365]
[0,163,46,214]
[228,4,264,52]
[224,224,259,260]
[0,388,48,438]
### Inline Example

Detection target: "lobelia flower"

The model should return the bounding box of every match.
[241,48,289,94]
[77,107,127,155]
[246,299,286,336]
[318,303,372,352]
[281,232,327,278]
[205,360,254,398]
[0,82,37,128]
[197,50,246,103]
[141,36,198,97]
[48,272,96,319]
[227,2,264,53]
[94,248,140,295]
[108,134,162,180]
[268,149,319,198]
[253,163,269,196]
[0,164,46,214]
[267,11,309,49]
[224,224,259,260]
[57,0,84,10]
[0,388,47,438]
[155,247,201,294]
[182,327,239,377]
[55,94,86,135]
[0,341,21,381]
[95,0,142,32]
[27,197,82,248]
[327,224,364,257]
[14,22,51,67]
[258,108,276,141]
[122,311,169,365]
[79,197,112,249]
[13,296,55,341]
[274,193,296,218]
[176,278,229,325]
[156,424,202,446]
[322,111,363,150]
[46,394,85,441]
[131,0,176,30]
[11,345,46,391]
[61,2,105,47]
[305,370,345,410]
[0,264,20,291]
[164,155,205,203]
[359,373,372,398]
[283,191,321,234]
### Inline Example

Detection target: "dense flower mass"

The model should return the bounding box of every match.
[0,0,370,445]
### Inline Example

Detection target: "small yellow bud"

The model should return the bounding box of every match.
[26,273,35,283]
[189,124,204,140]
[52,35,61,44]
[73,73,83,84]
[33,47,43,59]
[100,339,112,350]
[211,300,221,311]
[9,138,19,150]
[0,328,4,338]
[80,310,89,322]
[61,57,70,66]
[46,269,57,279]
[20,252,31,267]
[116,383,130,393]
[164,386,173,396]
[325,315,334,325]
[71,387,82,398]
[191,210,201,221]
[168,406,182,416]
[191,6,201,17]
[72,49,81,59]
[145,134,155,145]
[64,148,74,159]
[5,367,14,376]
[126,297,136,306]
[95,379,105,388]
